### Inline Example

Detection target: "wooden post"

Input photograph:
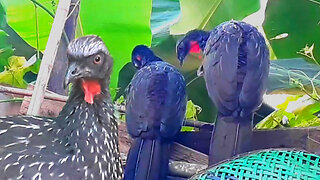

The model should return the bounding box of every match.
[48,0,80,95]
[27,0,72,116]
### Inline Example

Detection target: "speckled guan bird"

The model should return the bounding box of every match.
[124,45,186,180]
[176,21,270,164]
[0,35,123,179]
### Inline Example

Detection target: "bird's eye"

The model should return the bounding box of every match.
[94,55,101,64]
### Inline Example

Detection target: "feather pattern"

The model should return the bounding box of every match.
[203,21,269,118]
[125,46,186,180]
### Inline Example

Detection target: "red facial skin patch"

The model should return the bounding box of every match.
[136,55,142,61]
[189,41,201,54]
[81,79,101,104]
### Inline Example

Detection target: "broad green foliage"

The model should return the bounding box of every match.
[170,0,260,34]
[255,95,320,129]
[80,0,152,98]
[267,58,320,93]
[257,57,320,129]
[0,56,34,88]
[263,0,320,63]
[1,0,152,98]
[0,3,39,88]
[255,95,300,129]
[0,1,6,27]
[0,30,13,71]
[1,0,57,51]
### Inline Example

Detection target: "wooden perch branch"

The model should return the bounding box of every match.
[27,0,72,115]
[0,85,67,102]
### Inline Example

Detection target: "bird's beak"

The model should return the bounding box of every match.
[179,60,184,67]
[197,64,204,77]
[133,62,139,68]
[64,63,78,89]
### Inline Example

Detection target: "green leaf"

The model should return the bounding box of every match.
[2,0,57,51]
[185,100,202,120]
[0,55,29,88]
[115,95,125,105]
[263,0,320,64]
[290,102,320,127]
[181,100,202,132]
[0,30,14,71]
[276,95,302,110]
[255,95,301,130]
[80,0,152,98]
[0,1,6,28]
[268,58,320,93]
[170,0,260,34]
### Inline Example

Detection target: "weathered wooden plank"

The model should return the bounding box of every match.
[170,142,208,165]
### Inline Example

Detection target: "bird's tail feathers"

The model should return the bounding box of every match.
[209,114,253,165]
[124,138,170,180]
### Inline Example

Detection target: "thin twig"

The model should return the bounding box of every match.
[29,0,55,18]
[29,0,70,44]
[66,0,80,20]
[33,3,40,60]
[186,76,201,87]
[0,98,24,103]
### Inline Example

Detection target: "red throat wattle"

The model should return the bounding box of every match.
[81,79,101,104]
[189,41,201,54]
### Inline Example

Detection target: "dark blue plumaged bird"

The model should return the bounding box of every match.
[176,21,270,164]
[0,35,123,179]
[124,45,187,180]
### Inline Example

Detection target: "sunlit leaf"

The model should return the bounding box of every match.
[80,0,152,98]
[263,0,320,64]
[276,95,302,110]
[2,0,58,51]
[181,100,202,132]
[0,30,13,71]
[290,102,320,127]
[0,56,29,88]
[170,0,260,34]
[268,58,320,93]
[255,95,301,130]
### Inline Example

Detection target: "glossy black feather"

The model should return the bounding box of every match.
[125,46,186,180]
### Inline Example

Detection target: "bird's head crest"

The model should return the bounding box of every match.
[131,45,159,69]
[64,35,113,104]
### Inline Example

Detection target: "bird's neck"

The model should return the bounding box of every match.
[55,85,122,178]
[188,30,210,51]
[142,57,163,67]
[58,93,118,150]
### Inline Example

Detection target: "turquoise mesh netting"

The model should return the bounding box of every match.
[191,149,320,180]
